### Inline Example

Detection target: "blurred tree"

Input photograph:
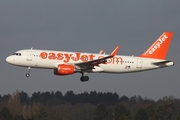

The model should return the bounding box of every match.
[31,92,41,103]
[14,114,24,120]
[119,95,129,102]
[20,91,29,104]
[134,108,148,120]
[113,104,131,120]
[39,107,47,120]
[64,91,75,104]
[156,102,175,120]
[145,104,156,120]
[0,107,13,120]
[94,103,108,120]
[7,90,21,116]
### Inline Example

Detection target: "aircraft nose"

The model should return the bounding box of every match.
[6,56,13,64]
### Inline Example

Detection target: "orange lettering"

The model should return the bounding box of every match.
[48,52,56,60]
[98,56,123,64]
[112,57,123,64]
[40,52,48,59]
[81,55,88,62]
[64,54,73,63]
[57,53,64,60]
[89,54,95,60]
[71,53,80,61]
[39,52,123,65]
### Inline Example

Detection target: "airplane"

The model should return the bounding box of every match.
[6,32,174,82]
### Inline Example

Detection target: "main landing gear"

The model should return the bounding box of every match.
[80,72,89,82]
[26,67,31,77]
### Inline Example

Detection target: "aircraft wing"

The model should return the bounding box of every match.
[75,46,120,70]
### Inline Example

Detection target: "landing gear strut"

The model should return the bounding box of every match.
[80,72,89,82]
[26,67,31,77]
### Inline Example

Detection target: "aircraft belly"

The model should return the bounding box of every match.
[99,64,138,73]
[19,59,55,69]
[35,60,55,69]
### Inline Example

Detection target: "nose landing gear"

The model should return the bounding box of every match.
[26,67,31,77]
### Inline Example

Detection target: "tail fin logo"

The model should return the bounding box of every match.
[149,34,168,54]
[140,32,173,60]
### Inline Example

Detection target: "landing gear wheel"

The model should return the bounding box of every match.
[26,67,31,77]
[80,76,89,82]
[26,73,30,77]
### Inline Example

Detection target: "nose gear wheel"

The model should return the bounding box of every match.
[26,67,31,77]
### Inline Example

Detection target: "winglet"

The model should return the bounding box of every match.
[110,45,120,56]
[99,50,104,54]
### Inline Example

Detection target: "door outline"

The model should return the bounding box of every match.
[137,58,142,68]
[27,48,33,61]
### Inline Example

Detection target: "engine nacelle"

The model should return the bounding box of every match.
[54,64,75,76]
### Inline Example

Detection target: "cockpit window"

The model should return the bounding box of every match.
[13,53,21,56]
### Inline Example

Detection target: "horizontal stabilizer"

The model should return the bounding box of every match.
[151,60,174,67]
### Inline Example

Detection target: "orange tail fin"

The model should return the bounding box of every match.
[140,32,173,60]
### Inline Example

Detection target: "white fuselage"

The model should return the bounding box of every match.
[6,49,174,74]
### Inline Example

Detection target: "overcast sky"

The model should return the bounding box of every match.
[1,1,180,100]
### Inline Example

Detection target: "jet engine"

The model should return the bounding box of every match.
[54,64,75,75]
